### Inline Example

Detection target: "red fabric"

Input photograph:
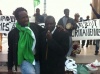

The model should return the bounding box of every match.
[91,64,97,68]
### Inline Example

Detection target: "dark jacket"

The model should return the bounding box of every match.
[57,16,77,36]
[39,28,69,74]
[8,23,44,71]
[35,14,44,23]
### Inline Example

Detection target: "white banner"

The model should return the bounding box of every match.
[72,19,100,40]
[0,15,35,34]
[1,15,100,40]
[0,15,16,33]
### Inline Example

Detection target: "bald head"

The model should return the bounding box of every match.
[45,16,56,32]
[86,15,90,20]
[74,13,80,18]
[45,16,55,23]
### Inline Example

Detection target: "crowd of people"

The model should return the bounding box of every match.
[0,3,99,74]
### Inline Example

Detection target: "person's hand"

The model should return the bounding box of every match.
[90,4,92,6]
[8,70,13,74]
[71,25,73,29]
[34,13,36,16]
[56,25,66,32]
[46,30,52,40]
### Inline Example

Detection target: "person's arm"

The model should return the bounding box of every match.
[41,16,45,23]
[57,18,64,27]
[8,31,13,73]
[47,31,69,56]
[57,18,68,32]
[90,4,100,18]
[70,18,78,30]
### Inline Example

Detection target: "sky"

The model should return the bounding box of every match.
[0,0,92,22]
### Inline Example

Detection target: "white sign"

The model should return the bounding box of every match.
[72,19,100,40]
[1,15,100,40]
[0,15,16,33]
[0,15,35,34]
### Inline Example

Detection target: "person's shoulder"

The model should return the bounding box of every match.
[69,17,76,23]
[30,23,37,30]
[58,16,64,22]
[8,28,18,35]
[9,28,17,32]
[40,15,44,18]
[69,17,74,20]
[61,16,65,19]
[30,23,42,28]
[30,22,37,26]
[30,22,45,32]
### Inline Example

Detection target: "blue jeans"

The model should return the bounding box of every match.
[67,36,73,56]
[20,60,40,74]
[95,40,100,52]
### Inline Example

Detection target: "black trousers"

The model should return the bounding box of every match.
[82,40,92,47]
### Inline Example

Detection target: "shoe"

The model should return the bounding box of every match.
[95,53,98,55]
[86,45,88,47]
[86,64,98,71]
[92,59,100,67]
[95,51,99,55]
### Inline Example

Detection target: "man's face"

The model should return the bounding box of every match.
[36,9,40,14]
[17,11,29,26]
[64,10,69,17]
[86,16,89,20]
[75,14,80,20]
[45,18,55,32]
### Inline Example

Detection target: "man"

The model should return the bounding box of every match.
[34,8,44,24]
[82,15,91,48]
[71,13,80,57]
[74,13,80,23]
[8,7,43,74]
[57,8,77,57]
[90,4,100,55]
[39,16,69,74]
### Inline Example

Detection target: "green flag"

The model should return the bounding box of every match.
[34,0,40,7]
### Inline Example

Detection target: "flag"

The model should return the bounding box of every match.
[34,0,40,7]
